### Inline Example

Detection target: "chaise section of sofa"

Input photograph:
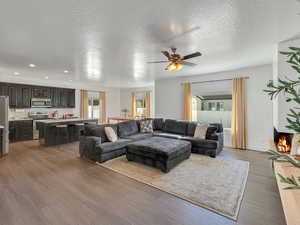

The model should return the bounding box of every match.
[154,119,224,157]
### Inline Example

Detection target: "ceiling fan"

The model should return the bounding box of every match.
[148,47,202,71]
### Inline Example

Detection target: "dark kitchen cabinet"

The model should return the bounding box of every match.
[8,86,17,108]
[16,86,31,108]
[0,82,75,109]
[50,88,58,108]
[21,86,32,108]
[9,120,33,142]
[32,87,50,99]
[67,89,75,108]
[0,84,8,96]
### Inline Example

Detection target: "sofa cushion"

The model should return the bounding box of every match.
[206,126,218,139]
[181,136,218,149]
[186,122,198,137]
[163,119,188,135]
[209,123,223,133]
[140,120,153,133]
[96,139,132,154]
[126,133,153,141]
[153,118,164,130]
[118,120,139,138]
[84,124,117,143]
[154,132,183,139]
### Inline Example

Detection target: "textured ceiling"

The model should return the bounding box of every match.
[0,0,299,88]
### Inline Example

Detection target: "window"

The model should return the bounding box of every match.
[136,98,146,117]
[88,92,100,120]
[192,95,232,128]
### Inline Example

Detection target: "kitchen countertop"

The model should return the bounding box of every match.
[9,118,33,121]
[0,125,4,129]
[35,118,97,124]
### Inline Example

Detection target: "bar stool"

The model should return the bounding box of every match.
[68,124,76,142]
[74,123,85,141]
[55,125,69,145]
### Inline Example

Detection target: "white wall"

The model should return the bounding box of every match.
[155,64,273,151]
[107,88,121,118]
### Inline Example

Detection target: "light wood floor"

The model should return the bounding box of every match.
[0,141,286,225]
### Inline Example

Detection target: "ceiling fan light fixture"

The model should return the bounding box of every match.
[166,62,182,71]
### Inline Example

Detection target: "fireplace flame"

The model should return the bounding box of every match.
[277,136,291,153]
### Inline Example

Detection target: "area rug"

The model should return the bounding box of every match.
[100,154,249,220]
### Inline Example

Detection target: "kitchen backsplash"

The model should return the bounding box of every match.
[9,108,80,120]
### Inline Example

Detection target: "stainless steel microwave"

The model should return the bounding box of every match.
[31,98,52,108]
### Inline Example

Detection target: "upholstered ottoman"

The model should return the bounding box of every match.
[126,137,191,172]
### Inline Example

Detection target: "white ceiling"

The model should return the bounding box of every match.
[0,0,299,88]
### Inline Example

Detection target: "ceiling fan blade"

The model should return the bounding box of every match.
[181,61,197,67]
[147,61,170,64]
[161,51,171,60]
[182,52,202,60]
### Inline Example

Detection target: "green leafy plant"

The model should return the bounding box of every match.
[264,47,300,190]
[277,173,300,190]
[268,150,300,168]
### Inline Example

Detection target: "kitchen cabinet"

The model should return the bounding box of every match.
[32,86,50,98]
[0,82,75,109]
[67,89,75,108]
[21,86,32,108]
[9,120,33,142]
[0,85,8,96]
[50,88,58,108]
[16,86,31,108]
[8,85,17,108]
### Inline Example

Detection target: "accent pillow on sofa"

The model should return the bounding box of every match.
[140,120,153,133]
[194,124,209,139]
[84,124,118,142]
[105,127,118,142]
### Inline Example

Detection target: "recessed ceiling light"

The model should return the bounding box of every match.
[13,72,20,75]
[64,70,69,73]
[29,64,36,68]
[45,76,49,79]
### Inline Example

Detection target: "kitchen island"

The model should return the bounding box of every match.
[36,118,98,146]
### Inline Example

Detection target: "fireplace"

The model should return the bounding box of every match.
[274,128,293,153]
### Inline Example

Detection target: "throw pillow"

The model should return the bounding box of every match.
[104,127,118,142]
[140,119,153,133]
[194,124,209,139]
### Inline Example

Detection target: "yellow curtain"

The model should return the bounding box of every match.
[131,92,136,119]
[80,90,88,119]
[145,91,151,118]
[183,83,192,121]
[231,77,247,149]
[99,92,106,123]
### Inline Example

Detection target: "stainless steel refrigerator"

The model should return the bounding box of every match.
[0,96,9,156]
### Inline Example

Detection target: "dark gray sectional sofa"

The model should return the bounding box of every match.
[79,118,224,163]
